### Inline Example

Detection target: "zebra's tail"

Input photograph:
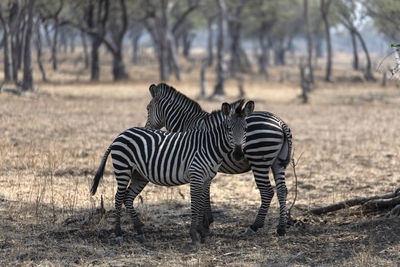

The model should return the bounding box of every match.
[278,122,293,168]
[91,145,112,196]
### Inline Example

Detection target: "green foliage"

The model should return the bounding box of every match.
[365,0,400,40]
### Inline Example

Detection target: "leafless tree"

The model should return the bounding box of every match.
[212,0,227,96]
[320,0,333,82]
[227,0,251,78]
[336,0,375,81]
[34,20,47,82]
[304,0,314,84]
[39,0,64,71]
[0,1,22,83]
[22,0,35,91]
[143,0,199,81]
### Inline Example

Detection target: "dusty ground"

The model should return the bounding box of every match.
[1,53,400,266]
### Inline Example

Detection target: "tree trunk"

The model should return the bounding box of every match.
[112,48,128,81]
[213,0,227,96]
[90,37,101,81]
[200,59,207,97]
[167,34,182,80]
[321,0,332,82]
[15,19,25,71]
[354,29,375,81]
[314,32,323,58]
[304,0,314,84]
[1,27,13,81]
[158,39,169,81]
[22,0,35,91]
[131,33,141,63]
[43,23,52,49]
[52,19,59,71]
[60,27,68,53]
[207,17,214,66]
[229,18,240,78]
[258,27,269,79]
[274,40,286,66]
[182,31,194,59]
[35,22,47,82]
[350,29,358,70]
[80,31,89,69]
[70,33,75,53]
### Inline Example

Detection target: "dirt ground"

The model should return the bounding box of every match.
[1,56,400,266]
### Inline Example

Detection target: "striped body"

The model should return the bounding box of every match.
[146,83,292,235]
[111,126,226,187]
[92,101,254,245]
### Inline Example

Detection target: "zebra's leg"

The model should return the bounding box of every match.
[272,161,288,236]
[114,174,131,241]
[245,163,274,235]
[198,180,212,242]
[123,175,148,240]
[202,180,213,230]
[189,176,205,247]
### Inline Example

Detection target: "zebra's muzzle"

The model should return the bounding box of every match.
[233,145,245,161]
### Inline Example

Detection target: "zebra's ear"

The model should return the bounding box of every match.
[149,84,157,98]
[221,102,231,116]
[242,101,255,117]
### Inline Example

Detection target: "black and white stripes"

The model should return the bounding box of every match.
[145,83,292,236]
[91,100,254,245]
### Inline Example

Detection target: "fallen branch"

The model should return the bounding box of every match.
[310,187,400,215]
[363,195,400,212]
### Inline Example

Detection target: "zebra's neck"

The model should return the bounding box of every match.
[198,111,232,160]
[165,99,208,132]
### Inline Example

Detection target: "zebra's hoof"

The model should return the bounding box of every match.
[243,226,256,236]
[277,226,286,236]
[115,236,123,244]
[136,234,146,243]
[189,241,200,251]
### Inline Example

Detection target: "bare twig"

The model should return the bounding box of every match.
[287,150,303,218]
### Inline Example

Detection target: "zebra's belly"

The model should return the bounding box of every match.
[137,166,191,186]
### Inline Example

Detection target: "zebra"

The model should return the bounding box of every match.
[91,99,254,246]
[145,83,293,236]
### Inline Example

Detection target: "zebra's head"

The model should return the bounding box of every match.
[145,84,165,129]
[221,100,254,161]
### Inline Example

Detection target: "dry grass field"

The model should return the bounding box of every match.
[1,53,400,266]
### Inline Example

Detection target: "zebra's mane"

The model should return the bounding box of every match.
[157,83,204,113]
[202,110,224,124]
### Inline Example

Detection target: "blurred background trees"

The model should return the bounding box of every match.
[0,0,398,95]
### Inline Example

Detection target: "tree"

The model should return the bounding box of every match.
[335,0,375,81]
[0,1,15,82]
[38,0,64,71]
[34,19,47,82]
[304,0,314,84]
[248,0,278,79]
[227,0,250,78]
[365,0,400,41]
[212,0,227,96]
[320,0,333,81]
[22,0,36,91]
[129,24,144,64]
[142,0,199,81]
[0,0,23,83]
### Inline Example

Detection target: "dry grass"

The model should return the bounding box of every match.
[1,52,400,266]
